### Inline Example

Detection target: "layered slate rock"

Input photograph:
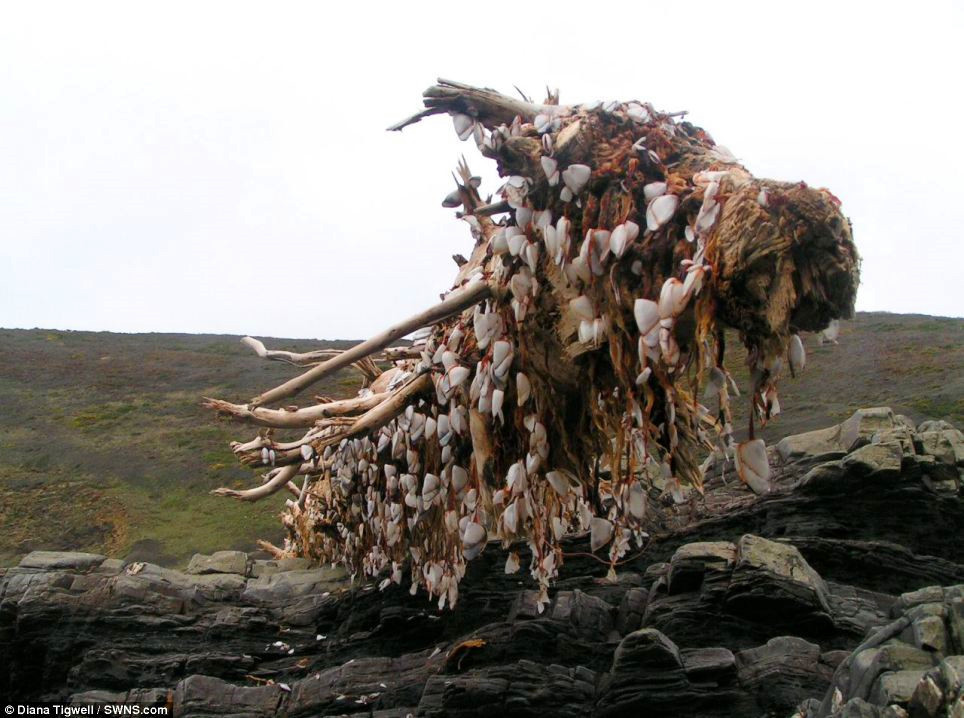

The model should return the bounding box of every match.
[1,410,961,717]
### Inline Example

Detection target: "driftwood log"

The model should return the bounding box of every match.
[204,79,860,611]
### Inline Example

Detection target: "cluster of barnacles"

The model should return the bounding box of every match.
[208,81,852,612]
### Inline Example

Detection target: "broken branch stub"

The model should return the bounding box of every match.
[207,80,858,612]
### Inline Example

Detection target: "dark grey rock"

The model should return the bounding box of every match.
[2,410,962,718]
[18,551,106,571]
[185,551,249,576]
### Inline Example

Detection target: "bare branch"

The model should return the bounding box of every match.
[388,78,562,132]
[250,281,491,407]
[205,392,389,428]
[212,463,301,502]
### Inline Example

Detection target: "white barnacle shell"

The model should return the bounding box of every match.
[502,501,519,534]
[569,295,595,322]
[577,319,594,344]
[453,113,474,141]
[609,221,639,259]
[463,487,478,511]
[554,217,571,263]
[492,228,510,255]
[437,414,451,443]
[590,517,614,552]
[696,199,721,233]
[261,447,270,465]
[510,271,532,303]
[646,194,678,232]
[628,482,647,520]
[546,470,572,496]
[789,334,806,375]
[658,278,687,320]
[424,416,437,439]
[525,451,541,475]
[735,439,770,495]
[492,388,505,424]
[462,521,487,559]
[516,206,533,229]
[626,102,650,123]
[561,163,591,196]
[643,181,667,201]
[541,156,559,186]
[634,298,660,336]
[507,231,527,258]
[441,351,459,373]
[451,465,468,494]
[516,372,531,405]
[524,241,540,274]
[592,316,609,345]
[448,365,470,390]
[492,340,514,379]
[422,473,440,505]
[682,264,704,299]
[506,461,527,495]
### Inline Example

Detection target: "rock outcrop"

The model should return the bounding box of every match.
[1,409,961,717]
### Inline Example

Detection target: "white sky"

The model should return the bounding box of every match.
[1,1,962,339]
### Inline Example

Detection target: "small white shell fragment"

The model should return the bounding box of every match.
[505,552,521,574]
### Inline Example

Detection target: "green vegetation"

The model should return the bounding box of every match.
[0,313,960,568]
[0,329,359,567]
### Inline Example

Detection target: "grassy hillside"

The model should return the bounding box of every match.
[0,313,961,567]
[0,330,361,567]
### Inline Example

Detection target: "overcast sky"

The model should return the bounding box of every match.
[1,1,962,340]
